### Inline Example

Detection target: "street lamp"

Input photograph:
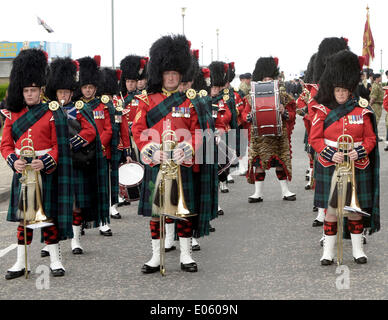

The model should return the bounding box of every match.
[216,28,219,60]
[181,7,186,35]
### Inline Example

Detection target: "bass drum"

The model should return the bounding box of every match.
[250,80,282,136]
[119,162,144,202]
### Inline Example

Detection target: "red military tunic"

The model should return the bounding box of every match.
[309,102,376,170]
[383,88,388,112]
[123,94,141,123]
[1,107,58,173]
[131,91,201,169]
[213,98,232,135]
[112,98,130,154]
[90,98,113,159]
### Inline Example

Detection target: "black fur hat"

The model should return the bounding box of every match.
[6,48,48,112]
[147,34,192,93]
[45,57,78,101]
[182,50,200,83]
[315,50,362,107]
[252,57,279,82]
[77,56,101,88]
[227,62,236,83]
[304,53,316,83]
[192,67,211,93]
[313,37,349,83]
[209,61,228,87]
[98,67,120,96]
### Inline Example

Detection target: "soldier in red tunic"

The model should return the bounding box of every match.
[98,67,131,219]
[303,38,349,228]
[209,61,233,196]
[1,49,73,279]
[76,56,113,238]
[132,35,202,274]
[309,50,380,265]
[246,57,297,203]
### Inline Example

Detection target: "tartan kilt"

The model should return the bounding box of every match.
[314,160,373,210]
[72,165,96,209]
[138,165,195,218]
[8,171,58,222]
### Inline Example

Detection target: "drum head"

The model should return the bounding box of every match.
[119,163,144,186]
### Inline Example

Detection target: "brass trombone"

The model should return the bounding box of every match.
[154,128,196,276]
[329,135,370,265]
[18,138,53,278]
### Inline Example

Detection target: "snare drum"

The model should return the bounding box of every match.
[119,162,144,202]
[250,80,282,136]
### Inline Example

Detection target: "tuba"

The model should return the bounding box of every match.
[153,127,197,276]
[328,134,370,265]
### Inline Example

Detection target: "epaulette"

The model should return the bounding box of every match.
[361,108,373,116]
[0,109,11,120]
[311,104,328,115]
[122,108,131,116]
[135,93,149,106]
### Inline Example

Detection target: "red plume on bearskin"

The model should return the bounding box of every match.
[187,40,192,49]
[358,56,366,70]
[343,37,349,44]
[192,49,199,60]
[94,55,101,67]
[230,62,235,70]
[140,58,146,69]
[202,68,210,79]
[224,63,229,73]
[43,50,49,62]
[116,69,122,81]
[72,60,80,71]
[273,57,279,66]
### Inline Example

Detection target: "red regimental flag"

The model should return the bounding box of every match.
[362,7,374,67]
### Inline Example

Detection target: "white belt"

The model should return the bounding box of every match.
[15,148,52,157]
[324,139,362,148]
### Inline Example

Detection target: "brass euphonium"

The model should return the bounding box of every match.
[328,134,369,265]
[154,128,197,276]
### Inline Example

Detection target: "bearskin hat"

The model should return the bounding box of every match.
[315,50,362,107]
[252,57,279,82]
[98,67,121,96]
[182,50,200,83]
[227,62,236,83]
[304,53,316,83]
[45,57,78,101]
[192,67,211,93]
[6,48,48,112]
[77,56,101,88]
[312,37,349,83]
[119,55,142,94]
[146,34,192,93]
[209,61,228,87]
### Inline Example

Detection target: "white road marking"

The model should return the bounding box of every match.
[0,244,18,258]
